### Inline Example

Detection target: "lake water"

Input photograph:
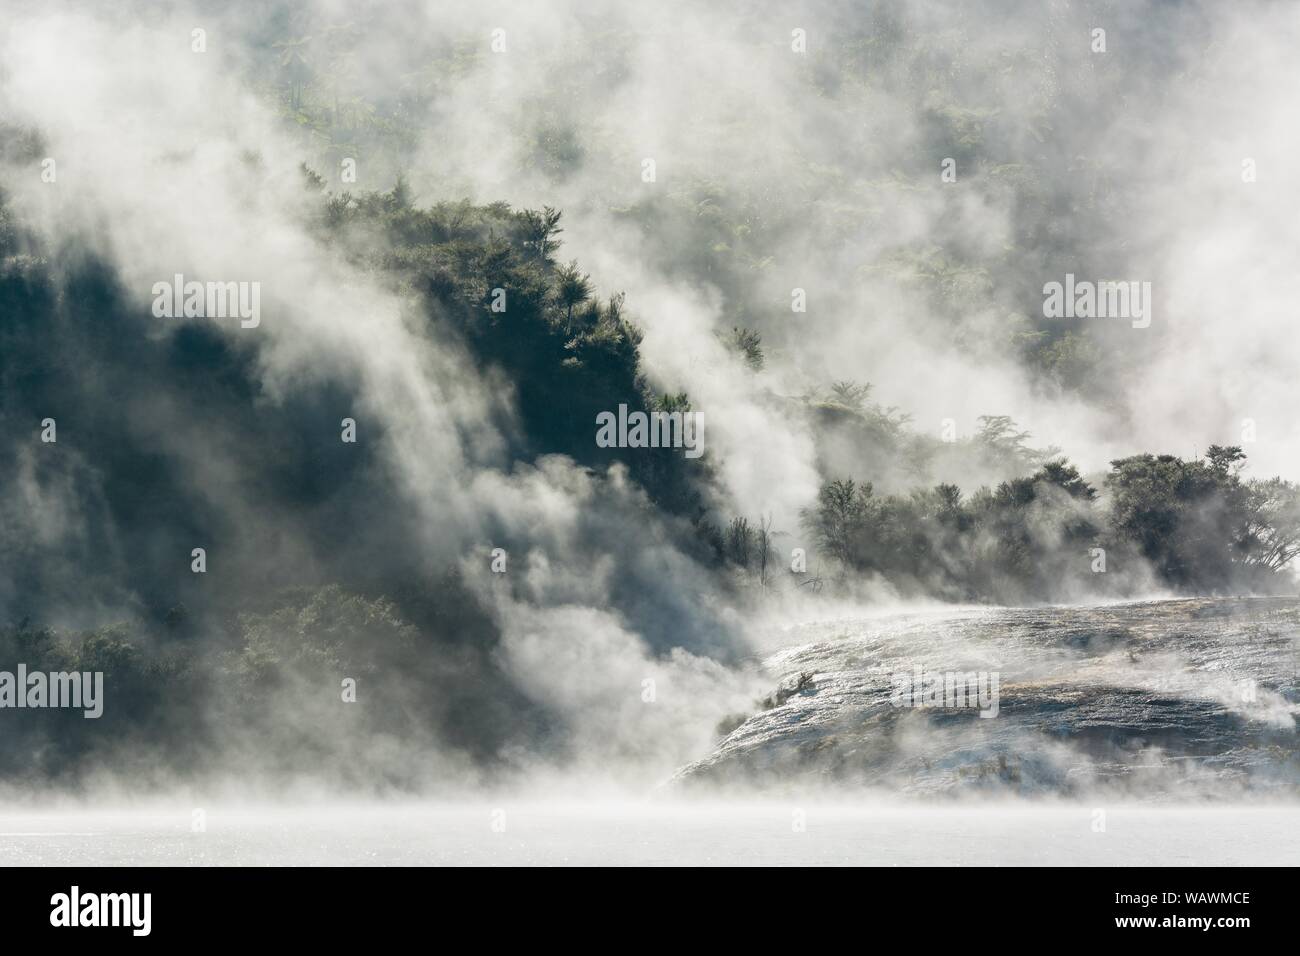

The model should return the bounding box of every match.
[1,803,1296,866]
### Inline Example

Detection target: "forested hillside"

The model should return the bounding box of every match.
[2,0,1298,789]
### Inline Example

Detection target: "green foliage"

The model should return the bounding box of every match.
[0,583,546,786]
[554,259,593,332]
[298,161,326,192]
[227,584,417,695]
[724,516,755,568]
[796,448,1300,601]
[1241,477,1300,572]
[801,478,873,575]
[1103,449,1284,590]
[828,381,871,410]
[300,183,706,515]
[519,206,563,262]
[721,326,765,371]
